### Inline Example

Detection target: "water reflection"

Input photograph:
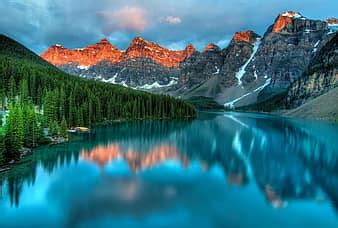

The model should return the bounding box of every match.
[1,112,338,227]
[81,144,188,172]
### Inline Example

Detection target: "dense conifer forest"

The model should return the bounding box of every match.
[0,34,196,165]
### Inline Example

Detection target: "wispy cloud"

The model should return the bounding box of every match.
[162,16,182,25]
[98,6,148,35]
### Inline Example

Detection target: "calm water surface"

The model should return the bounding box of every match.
[1,112,338,228]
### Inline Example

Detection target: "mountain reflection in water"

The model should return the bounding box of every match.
[81,144,188,172]
[0,112,338,227]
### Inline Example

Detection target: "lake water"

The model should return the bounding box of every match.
[1,112,338,228]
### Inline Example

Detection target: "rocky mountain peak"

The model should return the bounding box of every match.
[203,43,220,52]
[272,11,305,32]
[98,38,110,44]
[232,30,260,43]
[185,43,196,55]
[41,38,123,67]
[280,11,303,18]
[129,36,152,47]
[52,44,65,49]
[327,18,338,25]
[91,38,120,51]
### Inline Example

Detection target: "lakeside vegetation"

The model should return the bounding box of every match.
[0,34,196,167]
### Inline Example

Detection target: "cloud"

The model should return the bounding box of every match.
[98,6,148,35]
[0,0,337,53]
[162,16,182,25]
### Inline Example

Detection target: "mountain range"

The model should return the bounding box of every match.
[41,11,338,116]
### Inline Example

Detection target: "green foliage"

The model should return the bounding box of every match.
[4,103,24,161]
[60,117,68,139]
[49,121,60,137]
[22,102,42,148]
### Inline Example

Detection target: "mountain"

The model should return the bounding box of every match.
[41,38,123,67]
[0,34,197,127]
[284,32,338,121]
[241,32,337,119]
[287,33,338,107]
[180,11,336,109]
[41,37,196,89]
[40,11,337,112]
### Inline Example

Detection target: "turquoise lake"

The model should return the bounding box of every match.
[0,112,338,227]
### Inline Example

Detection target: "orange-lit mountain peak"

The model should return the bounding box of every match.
[327,17,338,25]
[129,36,152,46]
[203,43,220,52]
[272,11,304,33]
[185,43,196,54]
[121,37,195,67]
[232,30,260,43]
[41,38,123,66]
[41,37,196,68]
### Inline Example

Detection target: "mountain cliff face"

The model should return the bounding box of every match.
[40,11,337,109]
[233,12,330,105]
[177,30,261,100]
[287,33,338,107]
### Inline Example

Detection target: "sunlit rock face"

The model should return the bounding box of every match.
[232,31,260,43]
[41,36,195,68]
[41,37,195,67]
[119,37,195,68]
[41,38,123,67]
[41,36,196,90]
[327,18,338,24]
[203,43,221,52]
[272,11,302,32]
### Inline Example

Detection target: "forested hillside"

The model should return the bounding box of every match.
[0,34,196,165]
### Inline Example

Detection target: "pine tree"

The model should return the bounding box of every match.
[4,103,24,160]
[8,75,16,102]
[19,78,29,103]
[60,117,68,139]
[22,103,40,147]
[49,121,60,137]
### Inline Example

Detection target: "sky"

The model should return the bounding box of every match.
[0,0,337,53]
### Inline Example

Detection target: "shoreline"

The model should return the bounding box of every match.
[0,136,68,173]
[0,116,197,172]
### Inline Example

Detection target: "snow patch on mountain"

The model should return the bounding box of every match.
[312,40,320,52]
[328,23,338,34]
[136,78,177,90]
[254,78,271,92]
[224,78,271,108]
[235,39,261,86]
[100,73,177,90]
[281,11,303,19]
[213,66,220,75]
[77,65,89,70]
